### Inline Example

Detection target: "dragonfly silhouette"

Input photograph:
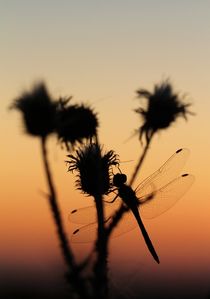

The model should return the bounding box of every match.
[69,148,194,263]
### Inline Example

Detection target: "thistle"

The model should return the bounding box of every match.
[10,82,87,298]
[130,79,193,186]
[136,79,192,143]
[56,98,99,150]
[67,142,119,298]
[67,143,119,197]
[11,82,56,137]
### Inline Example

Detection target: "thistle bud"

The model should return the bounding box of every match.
[135,80,192,143]
[55,98,98,150]
[11,82,56,138]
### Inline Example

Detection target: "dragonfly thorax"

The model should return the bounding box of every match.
[113,173,127,187]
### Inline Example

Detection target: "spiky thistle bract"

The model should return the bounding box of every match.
[67,143,119,197]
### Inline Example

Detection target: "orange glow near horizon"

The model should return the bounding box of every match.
[1,1,210,298]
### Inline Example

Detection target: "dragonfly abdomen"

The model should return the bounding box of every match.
[118,183,160,264]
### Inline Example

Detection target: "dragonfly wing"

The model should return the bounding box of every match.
[71,222,98,243]
[69,205,97,224]
[135,148,190,200]
[71,172,194,243]
[69,197,122,224]
[140,174,195,219]
[107,211,137,238]
[71,209,137,242]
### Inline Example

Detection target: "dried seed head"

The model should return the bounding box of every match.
[67,143,119,197]
[56,98,99,150]
[135,80,192,143]
[11,82,56,138]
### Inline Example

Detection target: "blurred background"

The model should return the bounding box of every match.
[1,1,210,298]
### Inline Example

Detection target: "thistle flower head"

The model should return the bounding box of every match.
[135,80,192,143]
[11,82,56,138]
[67,143,119,197]
[56,98,99,150]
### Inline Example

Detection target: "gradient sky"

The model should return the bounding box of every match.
[1,1,210,298]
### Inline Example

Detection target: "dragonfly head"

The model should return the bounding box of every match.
[113,173,127,187]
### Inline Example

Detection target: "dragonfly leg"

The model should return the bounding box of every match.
[103,193,119,203]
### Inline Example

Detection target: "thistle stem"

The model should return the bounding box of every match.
[40,137,87,299]
[93,194,109,298]
[107,204,129,237]
[129,135,153,186]
[92,135,109,298]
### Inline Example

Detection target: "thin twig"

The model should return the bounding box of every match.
[129,135,153,186]
[106,204,129,237]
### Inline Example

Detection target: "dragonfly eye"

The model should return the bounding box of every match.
[113,173,127,186]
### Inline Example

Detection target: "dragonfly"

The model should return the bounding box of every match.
[69,148,195,263]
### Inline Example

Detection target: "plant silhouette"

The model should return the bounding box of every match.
[67,143,119,298]
[11,79,194,299]
[130,79,192,186]
[11,82,98,298]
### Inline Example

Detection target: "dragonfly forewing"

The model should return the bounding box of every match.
[135,148,190,199]
[69,197,122,224]
[71,209,137,243]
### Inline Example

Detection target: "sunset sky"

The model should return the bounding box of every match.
[1,1,210,298]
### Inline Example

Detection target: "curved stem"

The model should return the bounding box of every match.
[129,135,153,186]
[106,204,129,237]
[40,137,88,298]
